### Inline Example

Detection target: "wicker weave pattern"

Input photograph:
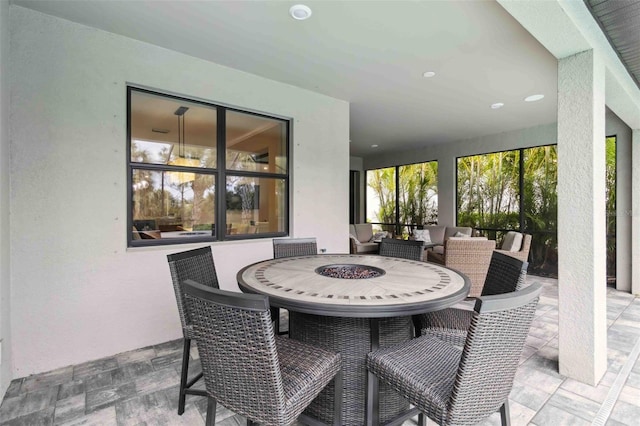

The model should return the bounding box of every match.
[448,298,538,424]
[378,238,424,261]
[441,238,496,297]
[419,252,528,346]
[290,312,412,425]
[366,335,462,424]
[167,246,219,339]
[184,286,341,426]
[367,285,541,425]
[273,238,318,258]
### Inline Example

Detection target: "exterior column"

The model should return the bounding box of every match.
[557,50,607,384]
[437,155,456,227]
[633,129,640,296]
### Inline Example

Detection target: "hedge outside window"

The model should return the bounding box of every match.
[128,87,289,246]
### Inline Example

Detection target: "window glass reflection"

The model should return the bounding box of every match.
[132,169,216,240]
[226,176,285,235]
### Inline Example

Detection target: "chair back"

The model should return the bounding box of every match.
[378,238,424,261]
[482,251,528,296]
[273,237,318,258]
[167,246,219,337]
[448,283,542,424]
[444,238,496,297]
[182,279,287,423]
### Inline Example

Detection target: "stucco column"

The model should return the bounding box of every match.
[633,129,640,296]
[557,50,607,384]
[437,155,456,227]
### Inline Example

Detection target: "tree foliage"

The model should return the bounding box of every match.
[367,162,438,236]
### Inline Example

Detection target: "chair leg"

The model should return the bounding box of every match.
[411,315,422,337]
[499,400,511,426]
[270,307,281,334]
[366,370,379,426]
[333,370,344,426]
[418,413,426,426]
[178,338,191,415]
[205,397,216,426]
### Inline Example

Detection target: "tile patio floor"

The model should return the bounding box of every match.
[1,275,639,425]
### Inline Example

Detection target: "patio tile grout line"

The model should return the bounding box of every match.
[592,307,640,425]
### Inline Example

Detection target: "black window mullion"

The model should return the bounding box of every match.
[519,148,525,232]
[217,108,226,240]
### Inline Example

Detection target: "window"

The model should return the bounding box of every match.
[366,161,438,237]
[605,136,616,284]
[456,145,557,276]
[128,88,289,246]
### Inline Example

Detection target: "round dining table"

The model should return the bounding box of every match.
[237,254,470,426]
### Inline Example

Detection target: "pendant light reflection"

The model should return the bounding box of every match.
[168,106,198,185]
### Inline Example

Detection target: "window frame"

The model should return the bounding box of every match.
[127,86,290,247]
[364,159,438,236]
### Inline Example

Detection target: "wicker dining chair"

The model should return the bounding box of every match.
[378,238,424,261]
[182,279,343,426]
[272,237,318,334]
[273,237,318,258]
[415,251,528,345]
[367,282,542,426]
[166,246,219,414]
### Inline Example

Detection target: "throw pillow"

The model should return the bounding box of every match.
[370,231,387,242]
[413,229,431,243]
[502,231,523,252]
[453,231,470,238]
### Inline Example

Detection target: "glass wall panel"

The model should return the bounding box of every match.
[522,145,558,276]
[606,136,616,284]
[226,110,287,174]
[366,161,438,238]
[366,167,396,234]
[226,176,286,236]
[457,145,558,277]
[399,162,438,227]
[457,150,520,231]
[131,169,216,240]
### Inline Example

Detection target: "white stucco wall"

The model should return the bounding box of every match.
[9,6,349,376]
[0,0,13,394]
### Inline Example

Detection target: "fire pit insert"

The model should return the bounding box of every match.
[315,264,385,279]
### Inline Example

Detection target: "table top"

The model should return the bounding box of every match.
[237,254,470,318]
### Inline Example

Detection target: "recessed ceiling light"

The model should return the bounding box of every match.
[289,4,312,20]
[524,94,544,102]
[491,102,504,109]
[422,71,436,78]
[371,144,379,148]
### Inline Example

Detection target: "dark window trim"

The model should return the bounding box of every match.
[454,142,556,232]
[364,159,438,233]
[127,86,290,247]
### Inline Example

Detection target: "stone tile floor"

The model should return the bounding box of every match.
[1,275,639,425]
